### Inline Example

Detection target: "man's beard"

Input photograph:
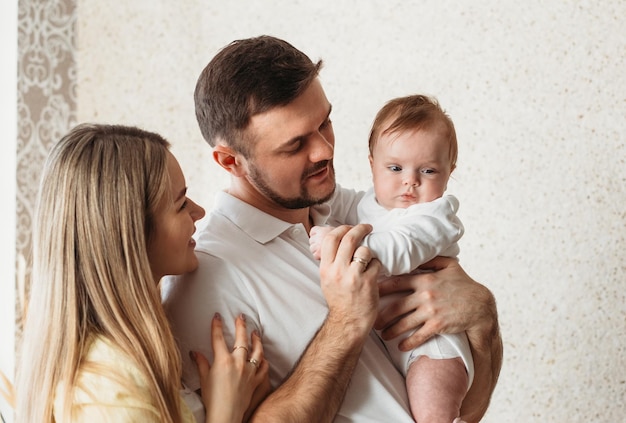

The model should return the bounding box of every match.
[247,159,336,209]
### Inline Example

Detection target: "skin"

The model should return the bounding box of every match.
[408,355,468,422]
[195,314,271,423]
[377,256,502,422]
[213,78,335,232]
[147,151,206,281]
[149,151,271,422]
[369,121,452,209]
[212,78,502,422]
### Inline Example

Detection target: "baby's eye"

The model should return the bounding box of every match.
[388,165,402,172]
[421,168,436,175]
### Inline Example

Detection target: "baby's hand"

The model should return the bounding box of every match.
[309,225,334,260]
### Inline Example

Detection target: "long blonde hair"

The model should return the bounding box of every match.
[15,124,184,422]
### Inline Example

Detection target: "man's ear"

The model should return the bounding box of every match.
[213,144,247,176]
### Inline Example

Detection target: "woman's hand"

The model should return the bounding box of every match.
[193,313,271,423]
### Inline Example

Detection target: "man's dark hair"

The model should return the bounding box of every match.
[194,35,323,156]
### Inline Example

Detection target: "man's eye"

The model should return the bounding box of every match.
[286,140,303,153]
[180,200,188,210]
[320,118,332,130]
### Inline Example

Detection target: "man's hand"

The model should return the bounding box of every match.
[375,256,495,351]
[375,256,502,422]
[319,224,381,337]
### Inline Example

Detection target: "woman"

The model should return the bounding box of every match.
[15,124,269,422]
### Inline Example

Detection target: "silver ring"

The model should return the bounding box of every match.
[247,358,260,368]
[232,345,249,354]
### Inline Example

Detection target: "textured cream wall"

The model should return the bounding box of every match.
[77,1,626,421]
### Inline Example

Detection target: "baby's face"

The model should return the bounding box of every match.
[369,122,452,210]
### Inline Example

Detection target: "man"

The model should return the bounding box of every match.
[163,35,501,422]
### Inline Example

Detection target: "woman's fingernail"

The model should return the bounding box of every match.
[214,312,222,321]
[252,329,260,338]
[239,313,246,322]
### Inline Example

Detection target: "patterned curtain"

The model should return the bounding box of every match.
[16,0,76,336]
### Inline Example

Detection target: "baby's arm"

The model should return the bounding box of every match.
[309,225,335,259]
[364,195,464,276]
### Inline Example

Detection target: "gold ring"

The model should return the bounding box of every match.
[351,256,369,266]
[247,358,260,368]
[232,345,249,354]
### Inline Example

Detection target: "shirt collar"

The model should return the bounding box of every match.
[213,191,330,244]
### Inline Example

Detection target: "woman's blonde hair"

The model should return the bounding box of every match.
[15,124,184,422]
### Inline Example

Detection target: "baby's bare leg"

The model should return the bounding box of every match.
[406,356,468,423]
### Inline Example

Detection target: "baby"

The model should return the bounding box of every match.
[310,95,473,423]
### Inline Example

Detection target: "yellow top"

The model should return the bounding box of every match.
[53,336,196,422]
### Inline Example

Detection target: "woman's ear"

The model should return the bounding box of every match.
[213,144,247,176]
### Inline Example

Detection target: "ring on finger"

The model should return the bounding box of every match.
[247,358,260,368]
[232,345,249,354]
[351,256,369,267]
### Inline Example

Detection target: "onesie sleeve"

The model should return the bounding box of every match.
[362,195,464,276]
[325,184,366,226]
